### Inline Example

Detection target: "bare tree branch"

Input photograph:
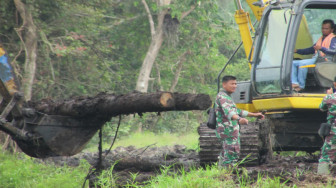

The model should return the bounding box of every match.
[110,15,141,27]
[14,0,27,27]
[169,51,191,92]
[154,61,163,91]
[141,0,156,38]
[181,5,196,20]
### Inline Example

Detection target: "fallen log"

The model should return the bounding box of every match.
[8,92,211,158]
[27,92,211,118]
[41,145,199,172]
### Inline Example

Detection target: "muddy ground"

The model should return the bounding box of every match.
[39,145,336,186]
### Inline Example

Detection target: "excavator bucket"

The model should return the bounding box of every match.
[15,113,105,158]
[0,46,106,158]
[0,87,106,158]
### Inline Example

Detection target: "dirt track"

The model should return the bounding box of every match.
[39,145,336,186]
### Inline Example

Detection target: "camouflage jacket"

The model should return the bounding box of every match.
[320,93,336,124]
[215,89,249,128]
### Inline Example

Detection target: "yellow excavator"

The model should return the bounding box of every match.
[0,0,335,165]
[199,0,336,165]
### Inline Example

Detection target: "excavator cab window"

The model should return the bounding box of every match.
[252,2,336,95]
[254,9,291,94]
[293,7,336,92]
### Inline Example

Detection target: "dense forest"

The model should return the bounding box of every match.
[0,0,250,139]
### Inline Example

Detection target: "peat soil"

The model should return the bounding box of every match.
[39,145,336,186]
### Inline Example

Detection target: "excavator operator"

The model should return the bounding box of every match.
[292,19,336,92]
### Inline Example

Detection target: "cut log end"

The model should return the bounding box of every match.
[160,92,174,107]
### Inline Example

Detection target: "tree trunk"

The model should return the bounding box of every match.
[135,1,196,93]
[135,21,165,92]
[154,61,163,91]
[14,0,38,101]
[135,0,169,92]
[28,92,211,118]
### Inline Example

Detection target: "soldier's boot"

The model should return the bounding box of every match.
[218,157,235,171]
[217,157,229,170]
[317,163,330,175]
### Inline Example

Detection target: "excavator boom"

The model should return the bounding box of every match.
[233,0,267,61]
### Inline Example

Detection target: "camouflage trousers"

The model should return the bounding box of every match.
[319,126,336,164]
[216,125,240,167]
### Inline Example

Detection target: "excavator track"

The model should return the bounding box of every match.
[198,120,268,166]
[239,122,262,166]
[198,123,221,164]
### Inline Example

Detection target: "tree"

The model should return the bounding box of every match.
[135,0,196,92]
[14,0,38,101]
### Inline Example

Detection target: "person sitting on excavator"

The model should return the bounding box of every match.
[292,19,336,92]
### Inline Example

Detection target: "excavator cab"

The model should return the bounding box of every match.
[251,1,336,97]
[232,1,336,108]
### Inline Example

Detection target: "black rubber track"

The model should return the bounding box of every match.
[198,122,264,166]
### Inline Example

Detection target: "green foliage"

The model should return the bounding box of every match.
[225,59,251,81]
[1,0,250,100]
[93,163,119,187]
[154,112,201,133]
[0,149,89,188]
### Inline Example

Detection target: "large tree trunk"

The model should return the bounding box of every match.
[27,92,211,118]
[14,0,38,101]
[135,0,168,92]
[136,31,164,92]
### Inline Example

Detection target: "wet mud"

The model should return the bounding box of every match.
[38,145,336,186]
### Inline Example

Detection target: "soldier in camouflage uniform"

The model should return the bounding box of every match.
[318,86,336,174]
[215,75,264,167]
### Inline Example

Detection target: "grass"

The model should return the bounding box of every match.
[3,132,336,188]
[85,131,200,152]
[144,165,236,188]
[94,163,237,188]
[0,149,89,188]
[95,162,306,188]
[277,151,320,157]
